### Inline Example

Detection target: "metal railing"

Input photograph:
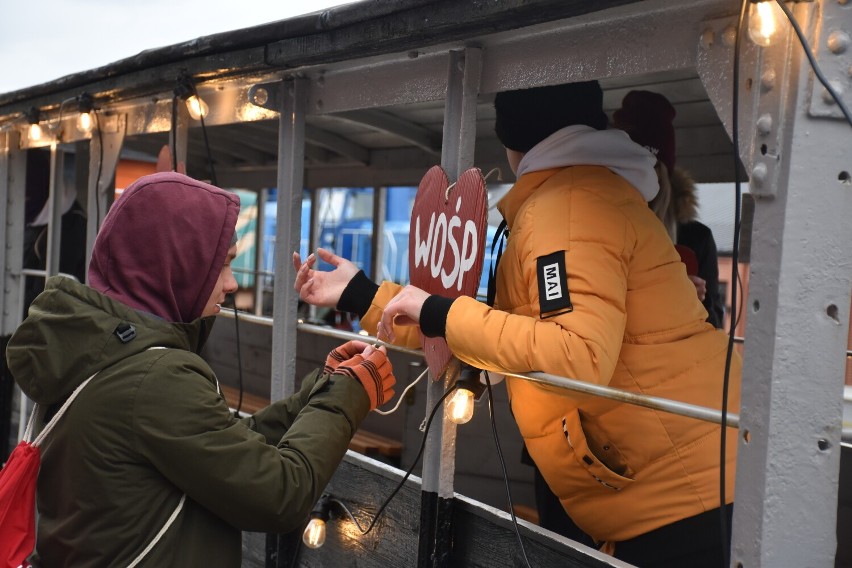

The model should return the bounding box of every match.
[219,309,740,428]
[218,309,852,444]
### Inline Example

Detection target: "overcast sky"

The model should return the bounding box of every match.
[0,0,352,94]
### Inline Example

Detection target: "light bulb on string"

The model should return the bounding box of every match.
[185,95,209,120]
[76,111,94,134]
[303,517,327,549]
[447,387,475,424]
[25,107,42,142]
[28,123,43,142]
[302,494,331,549]
[75,93,96,135]
[748,0,785,47]
[446,364,485,425]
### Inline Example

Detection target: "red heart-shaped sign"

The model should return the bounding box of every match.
[409,166,488,379]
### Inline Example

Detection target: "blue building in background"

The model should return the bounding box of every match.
[253,186,497,307]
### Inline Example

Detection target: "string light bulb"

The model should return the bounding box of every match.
[747,0,785,47]
[25,107,42,142]
[302,494,331,549]
[446,365,485,425]
[76,93,95,134]
[175,70,209,121]
[185,95,209,120]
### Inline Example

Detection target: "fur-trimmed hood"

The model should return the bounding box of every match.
[670,166,699,224]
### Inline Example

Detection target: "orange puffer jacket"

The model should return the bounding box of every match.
[363,164,740,543]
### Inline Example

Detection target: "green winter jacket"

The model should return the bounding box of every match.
[6,276,370,566]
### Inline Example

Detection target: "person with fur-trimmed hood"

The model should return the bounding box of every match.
[293,81,740,566]
[614,89,725,329]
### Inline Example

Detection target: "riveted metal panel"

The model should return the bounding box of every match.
[731,3,851,566]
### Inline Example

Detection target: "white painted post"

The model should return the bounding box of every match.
[0,131,26,336]
[271,77,307,401]
[731,2,851,566]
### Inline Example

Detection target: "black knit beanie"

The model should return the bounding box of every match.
[494,80,608,153]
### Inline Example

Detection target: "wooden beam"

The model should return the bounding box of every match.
[335,109,441,155]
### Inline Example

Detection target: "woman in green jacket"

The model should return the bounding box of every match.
[6,172,395,567]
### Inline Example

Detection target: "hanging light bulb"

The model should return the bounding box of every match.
[25,107,42,142]
[748,0,785,47]
[28,123,43,142]
[74,94,96,135]
[76,111,94,134]
[447,387,475,424]
[185,95,209,120]
[446,365,485,425]
[302,495,331,549]
[303,517,327,549]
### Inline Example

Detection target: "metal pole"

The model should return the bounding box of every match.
[731,3,850,566]
[270,78,307,401]
[255,187,268,316]
[371,186,386,283]
[44,144,64,278]
[0,131,26,335]
[219,312,744,429]
[419,47,481,568]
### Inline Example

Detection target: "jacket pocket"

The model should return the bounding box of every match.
[562,410,635,491]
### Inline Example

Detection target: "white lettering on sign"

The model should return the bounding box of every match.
[413,196,479,292]
[543,262,563,300]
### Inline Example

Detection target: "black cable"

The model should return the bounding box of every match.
[170,95,179,172]
[333,385,458,535]
[93,111,104,231]
[193,85,218,186]
[721,2,749,566]
[484,372,532,568]
[774,0,852,127]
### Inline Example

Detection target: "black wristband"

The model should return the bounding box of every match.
[337,270,379,317]
[420,295,454,338]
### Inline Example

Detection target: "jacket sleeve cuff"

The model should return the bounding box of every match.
[337,270,380,317]
[420,295,455,338]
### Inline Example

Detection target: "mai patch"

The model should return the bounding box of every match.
[536,251,573,318]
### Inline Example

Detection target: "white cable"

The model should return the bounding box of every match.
[372,367,428,416]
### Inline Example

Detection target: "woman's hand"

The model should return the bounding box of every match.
[377,285,431,343]
[688,275,707,302]
[292,248,360,308]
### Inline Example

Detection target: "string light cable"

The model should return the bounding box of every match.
[93,110,104,232]
[483,370,532,568]
[720,2,750,565]
[372,366,428,416]
[772,0,852,127]
[323,384,458,536]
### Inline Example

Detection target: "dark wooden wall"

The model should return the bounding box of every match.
[244,453,618,568]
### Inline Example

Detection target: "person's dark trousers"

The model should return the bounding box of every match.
[613,504,733,567]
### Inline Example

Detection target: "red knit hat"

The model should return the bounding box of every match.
[612,90,676,173]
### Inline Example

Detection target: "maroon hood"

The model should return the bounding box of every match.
[88,172,240,323]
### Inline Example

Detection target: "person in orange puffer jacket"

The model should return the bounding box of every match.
[294,81,740,567]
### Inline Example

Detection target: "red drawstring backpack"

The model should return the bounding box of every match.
[0,374,97,568]
[1,351,183,568]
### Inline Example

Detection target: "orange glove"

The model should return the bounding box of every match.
[333,345,396,410]
[323,340,369,374]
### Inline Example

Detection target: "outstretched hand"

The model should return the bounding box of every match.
[377,285,431,343]
[292,248,360,308]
